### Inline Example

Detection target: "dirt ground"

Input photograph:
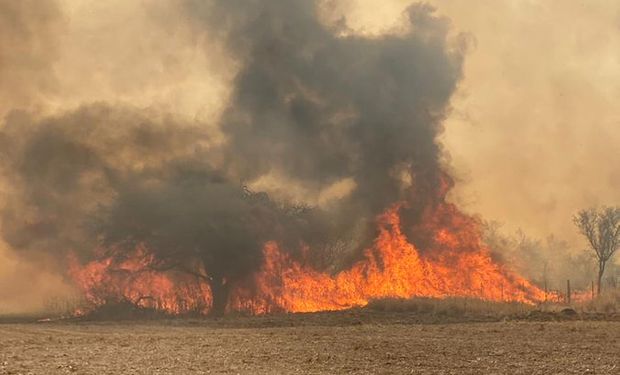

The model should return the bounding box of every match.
[0,316,618,374]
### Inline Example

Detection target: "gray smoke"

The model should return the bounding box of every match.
[187,0,465,239]
[0,105,207,259]
[0,1,465,312]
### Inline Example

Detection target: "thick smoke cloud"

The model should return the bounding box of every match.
[0,0,72,312]
[318,0,620,288]
[186,0,464,241]
[339,0,620,246]
[0,105,208,258]
[0,0,464,312]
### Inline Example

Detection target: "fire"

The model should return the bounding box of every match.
[229,205,545,314]
[69,204,546,315]
[69,246,213,315]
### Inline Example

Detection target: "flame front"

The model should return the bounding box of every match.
[69,204,545,315]
[69,246,213,315]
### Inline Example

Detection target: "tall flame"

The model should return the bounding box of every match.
[69,204,545,315]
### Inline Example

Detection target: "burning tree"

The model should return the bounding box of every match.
[93,164,320,315]
[573,206,620,295]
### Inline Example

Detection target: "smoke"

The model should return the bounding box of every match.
[482,223,599,291]
[0,0,64,115]
[0,104,210,257]
[0,0,73,312]
[434,0,620,246]
[0,238,72,314]
[0,104,218,311]
[0,0,466,312]
[336,0,620,246]
[185,0,466,244]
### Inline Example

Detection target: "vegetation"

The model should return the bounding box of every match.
[367,297,533,318]
[573,206,620,295]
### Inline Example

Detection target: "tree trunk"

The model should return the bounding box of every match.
[597,261,606,297]
[210,275,229,316]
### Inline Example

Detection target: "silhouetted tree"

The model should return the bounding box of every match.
[94,163,325,315]
[573,206,620,295]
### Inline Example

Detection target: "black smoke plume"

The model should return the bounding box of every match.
[0,1,465,313]
[187,0,465,247]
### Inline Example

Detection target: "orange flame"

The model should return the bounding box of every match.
[69,205,546,315]
[68,246,213,315]
[229,205,545,313]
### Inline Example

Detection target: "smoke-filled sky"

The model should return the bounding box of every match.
[344,0,620,243]
[1,0,619,312]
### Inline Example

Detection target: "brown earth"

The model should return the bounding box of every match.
[0,312,618,375]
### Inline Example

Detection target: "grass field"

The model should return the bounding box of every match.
[0,308,619,375]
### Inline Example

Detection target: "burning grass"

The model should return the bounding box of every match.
[3,293,619,326]
[68,206,547,317]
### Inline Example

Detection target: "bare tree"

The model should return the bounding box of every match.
[573,206,620,295]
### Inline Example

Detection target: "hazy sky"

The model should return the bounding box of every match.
[438,0,619,245]
[340,0,620,243]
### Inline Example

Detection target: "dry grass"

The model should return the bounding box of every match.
[42,295,84,316]
[366,296,533,317]
[579,289,620,314]
[367,295,620,322]
[4,293,619,324]
[535,289,620,316]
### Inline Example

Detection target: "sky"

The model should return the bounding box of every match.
[341,0,620,244]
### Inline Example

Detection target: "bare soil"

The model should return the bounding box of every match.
[0,314,618,374]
